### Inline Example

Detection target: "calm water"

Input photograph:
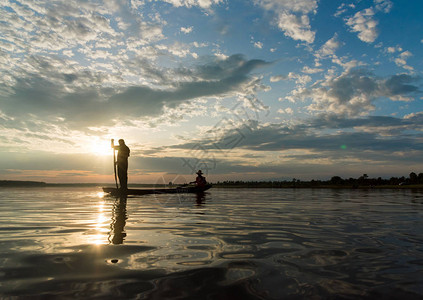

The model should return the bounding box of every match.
[0,187,422,299]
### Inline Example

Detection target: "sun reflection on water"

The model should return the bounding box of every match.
[90,201,108,245]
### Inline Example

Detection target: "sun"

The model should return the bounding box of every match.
[89,140,112,156]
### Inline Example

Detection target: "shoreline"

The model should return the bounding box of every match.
[1,180,423,189]
[212,184,423,189]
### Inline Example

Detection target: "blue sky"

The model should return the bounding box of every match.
[0,0,422,183]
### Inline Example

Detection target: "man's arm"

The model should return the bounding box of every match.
[111,139,119,150]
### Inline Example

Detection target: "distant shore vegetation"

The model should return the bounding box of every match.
[213,172,423,188]
[2,172,423,189]
[0,181,101,187]
[0,180,47,187]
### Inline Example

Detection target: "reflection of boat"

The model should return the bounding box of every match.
[102,184,212,196]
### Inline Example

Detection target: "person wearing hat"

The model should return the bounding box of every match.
[111,139,130,190]
[190,170,207,187]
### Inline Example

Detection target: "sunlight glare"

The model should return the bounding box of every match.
[89,139,112,156]
[87,202,109,245]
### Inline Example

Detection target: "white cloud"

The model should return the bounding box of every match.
[153,41,207,59]
[404,111,423,120]
[395,60,414,72]
[303,69,421,116]
[386,46,398,53]
[278,97,295,103]
[331,57,365,72]
[276,12,315,43]
[302,66,323,74]
[270,75,287,82]
[346,8,378,43]
[400,50,412,59]
[256,0,317,14]
[387,49,414,71]
[394,58,406,66]
[138,22,166,44]
[213,52,229,60]
[161,0,222,9]
[321,35,340,56]
[116,17,131,30]
[288,72,311,85]
[192,41,208,48]
[0,54,270,131]
[334,3,357,17]
[254,41,263,49]
[181,26,193,34]
[374,0,393,13]
[278,107,294,114]
[255,0,317,43]
[315,34,340,60]
[334,4,347,17]
[345,1,392,44]
[0,0,169,66]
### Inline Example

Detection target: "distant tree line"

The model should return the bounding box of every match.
[214,172,423,188]
[0,180,47,187]
[328,172,423,186]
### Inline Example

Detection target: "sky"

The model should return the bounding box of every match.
[0,0,422,184]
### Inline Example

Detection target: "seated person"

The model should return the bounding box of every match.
[190,170,207,187]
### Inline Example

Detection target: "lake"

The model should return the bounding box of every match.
[0,187,422,299]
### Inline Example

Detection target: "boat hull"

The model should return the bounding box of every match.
[102,184,212,196]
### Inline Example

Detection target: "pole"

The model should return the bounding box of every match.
[111,139,119,190]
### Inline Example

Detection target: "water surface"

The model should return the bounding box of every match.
[0,187,422,299]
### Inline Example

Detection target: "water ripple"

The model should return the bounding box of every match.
[0,187,422,298]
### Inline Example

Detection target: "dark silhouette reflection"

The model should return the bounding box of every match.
[109,195,127,244]
[195,192,206,206]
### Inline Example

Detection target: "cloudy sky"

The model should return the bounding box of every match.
[1,0,422,183]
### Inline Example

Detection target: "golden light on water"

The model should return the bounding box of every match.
[90,201,109,245]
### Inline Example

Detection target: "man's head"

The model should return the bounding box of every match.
[118,139,125,145]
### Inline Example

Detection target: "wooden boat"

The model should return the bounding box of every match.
[102,184,212,196]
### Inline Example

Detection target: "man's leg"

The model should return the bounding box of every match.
[118,163,128,190]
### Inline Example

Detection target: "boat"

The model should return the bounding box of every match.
[102,184,212,196]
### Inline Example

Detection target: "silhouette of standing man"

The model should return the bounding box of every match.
[111,139,130,190]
